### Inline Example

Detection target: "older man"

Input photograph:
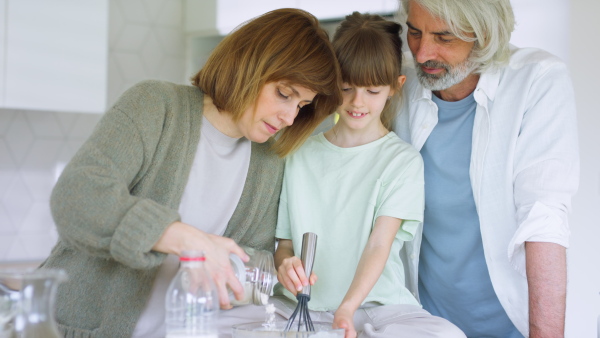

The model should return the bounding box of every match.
[393,0,579,337]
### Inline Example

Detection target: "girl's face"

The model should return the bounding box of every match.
[337,83,395,131]
[235,81,316,143]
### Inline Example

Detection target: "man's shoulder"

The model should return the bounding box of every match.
[506,46,566,71]
[482,46,571,95]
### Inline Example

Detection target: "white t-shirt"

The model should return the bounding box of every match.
[133,116,251,338]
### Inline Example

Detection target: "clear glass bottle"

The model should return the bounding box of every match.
[165,251,219,338]
[229,246,276,306]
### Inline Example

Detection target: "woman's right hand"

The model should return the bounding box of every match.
[274,239,317,296]
[153,221,249,309]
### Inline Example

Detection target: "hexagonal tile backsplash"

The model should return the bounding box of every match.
[0,109,100,261]
[0,0,186,262]
[108,0,186,107]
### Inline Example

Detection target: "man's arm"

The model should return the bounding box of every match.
[509,59,577,337]
[526,241,566,338]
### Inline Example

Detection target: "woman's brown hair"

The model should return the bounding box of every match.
[332,12,404,130]
[193,8,342,157]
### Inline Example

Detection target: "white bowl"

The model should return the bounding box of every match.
[231,321,344,337]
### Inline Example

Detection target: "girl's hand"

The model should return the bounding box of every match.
[274,239,317,296]
[153,221,249,309]
[333,307,357,338]
[276,255,317,296]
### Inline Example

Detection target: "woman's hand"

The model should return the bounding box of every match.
[274,239,317,296]
[333,306,357,338]
[153,221,249,309]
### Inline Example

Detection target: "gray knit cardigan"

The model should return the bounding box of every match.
[42,80,284,338]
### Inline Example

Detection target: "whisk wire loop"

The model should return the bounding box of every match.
[284,293,314,332]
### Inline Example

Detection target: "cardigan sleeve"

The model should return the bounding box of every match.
[50,82,182,269]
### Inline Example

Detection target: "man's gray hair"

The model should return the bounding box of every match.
[400,0,515,73]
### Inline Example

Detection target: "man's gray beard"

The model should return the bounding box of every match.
[414,58,479,91]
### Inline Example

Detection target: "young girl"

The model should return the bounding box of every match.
[273,12,465,338]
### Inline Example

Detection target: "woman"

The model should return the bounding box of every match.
[42,8,341,337]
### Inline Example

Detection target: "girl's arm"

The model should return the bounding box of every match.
[275,239,317,296]
[333,216,402,338]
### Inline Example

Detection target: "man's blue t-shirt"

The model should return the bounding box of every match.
[418,92,522,338]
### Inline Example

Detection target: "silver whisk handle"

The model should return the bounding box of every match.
[300,232,317,296]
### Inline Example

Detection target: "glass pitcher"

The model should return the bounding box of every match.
[0,268,67,338]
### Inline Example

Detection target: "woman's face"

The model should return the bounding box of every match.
[235,81,317,143]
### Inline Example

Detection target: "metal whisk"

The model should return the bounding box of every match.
[284,232,318,332]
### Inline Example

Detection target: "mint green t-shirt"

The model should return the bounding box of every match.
[275,132,424,311]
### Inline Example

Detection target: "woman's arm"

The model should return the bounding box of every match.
[51,82,185,268]
[275,239,317,296]
[333,216,402,338]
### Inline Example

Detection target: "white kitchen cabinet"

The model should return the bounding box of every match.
[296,0,398,21]
[1,0,109,113]
[184,0,398,36]
[183,0,399,85]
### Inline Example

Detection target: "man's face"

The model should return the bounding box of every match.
[406,1,478,91]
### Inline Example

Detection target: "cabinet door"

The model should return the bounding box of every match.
[185,0,399,36]
[215,0,296,35]
[4,0,108,113]
[298,0,396,21]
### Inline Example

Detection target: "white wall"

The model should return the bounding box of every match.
[503,0,600,336]
[0,0,186,262]
[566,0,600,336]
[510,0,570,63]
